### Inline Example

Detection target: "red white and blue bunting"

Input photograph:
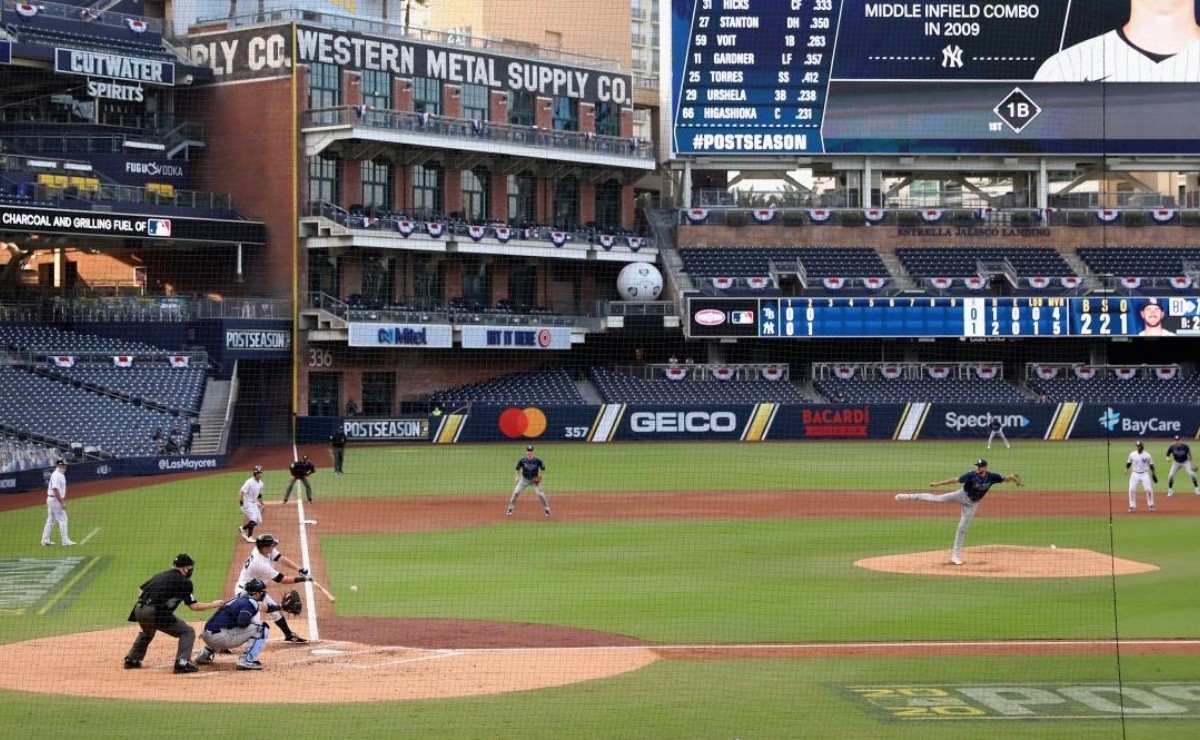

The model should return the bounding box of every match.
[665,367,688,381]
[834,364,857,379]
[1060,276,1081,289]
[1073,365,1096,380]
[880,364,904,379]
[494,226,512,243]
[1156,365,1179,380]
[627,236,643,252]
[930,277,952,290]
[920,208,944,223]
[746,276,771,290]
[711,277,734,290]
[598,234,616,250]
[927,364,951,379]
[862,276,887,290]
[822,277,846,290]
[466,225,486,242]
[863,208,885,224]
[685,208,709,224]
[1120,276,1141,289]
[396,219,415,236]
[809,208,833,223]
[51,355,75,368]
[126,18,147,33]
[1171,276,1193,290]
[550,230,568,247]
[1152,209,1177,223]
[1035,365,1058,380]
[1027,276,1050,289]
[761,365,784,381]
[113,355,134,368]
[752,208,776,224]
[975,363,1000,380]
[712,366,734,381]
[426,221,445,238]
[964,276,986,291]
[1113,367,1137,381]
[1095,208,1120,223]
[169,355,190,368]
[16,3,40,18]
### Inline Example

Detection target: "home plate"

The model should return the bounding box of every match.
[311,648,347,656]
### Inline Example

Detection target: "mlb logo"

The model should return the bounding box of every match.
[147,219,172,237]
[730,310,755,325]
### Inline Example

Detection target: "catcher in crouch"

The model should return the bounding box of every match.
[234,533,311,643]
[193,579,302,670]
[507,444,551,518]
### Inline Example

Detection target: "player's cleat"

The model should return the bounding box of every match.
[173,661,199,674]
[1168,490,1174,497]
[123,658,141,669]
[62,541,76,546]
[1129,506,1136,513]
[1149,505,1155,512]
[951,557,963,566]
[235,658,263,670]
[194,648,213,665]
[894,493,914,501]
[284,634,307,643]
[41,541,53,546]
[544,509,552,518]
[505,507,513,516]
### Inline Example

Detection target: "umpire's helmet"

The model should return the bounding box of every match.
[255,533,279,548]
[244,579,267,594]
[173,553,195,568]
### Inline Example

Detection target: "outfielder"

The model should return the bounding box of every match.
[1126,440,1157,512]
[41,459,75,546]
[1165,435,1199,497]
[194,578,275,671]
[235,533,310,643]
[987,418,1010,450]
[238,466,265,543]
[507,444,551,518]
[1035,0,1200,82]
[895,458,1023,565]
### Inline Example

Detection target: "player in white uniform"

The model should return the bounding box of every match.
[1126,440,1157,512]
[238,466,265,543]
[1035,1,1200,82]
[236,533,311,643]
[41,459,75,546]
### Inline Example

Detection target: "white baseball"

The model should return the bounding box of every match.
[1050,544,1057,550]
[351,585,358,592]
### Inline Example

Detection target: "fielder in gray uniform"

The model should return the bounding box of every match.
[1036,0,1200,82]
[895,458,1023,566]
[507,445,551,518]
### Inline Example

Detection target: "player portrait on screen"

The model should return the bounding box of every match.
[1137,299,1175,336]
[1035,0,1200,81]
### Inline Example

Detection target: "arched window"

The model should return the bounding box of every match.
[412,164,443,217]
[461,168,490,222]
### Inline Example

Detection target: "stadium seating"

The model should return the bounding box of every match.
[48,364,206,414]
[0,325,167,355]
[0,366,189,457]
[0,433,58,473]
[812,376,1027,404]
[896,246,1075,294]
[680,246,891,296]
[589,366,811,404]
[427,368,586,406]
[1076,247,1200,293]
[1027,369,1200,404]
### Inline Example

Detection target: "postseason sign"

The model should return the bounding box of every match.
[670,1,1200,155]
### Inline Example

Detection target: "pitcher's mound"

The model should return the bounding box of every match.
[856,545,1158,578]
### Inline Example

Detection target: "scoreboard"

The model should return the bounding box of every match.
[669,1,1200,156]
[687,296,1200,338]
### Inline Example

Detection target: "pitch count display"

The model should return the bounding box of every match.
[687,296,1200,338]
[670,1,1200,155]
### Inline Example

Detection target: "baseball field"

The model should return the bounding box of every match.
[1,439,1198,739]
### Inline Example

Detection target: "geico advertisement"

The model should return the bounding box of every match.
[621,407,749,439]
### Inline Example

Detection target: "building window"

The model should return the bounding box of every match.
[413,76,441,115]
[508,89,535,126]
[508,263,536,310]
[308,156,340,206]
[362,69,392,110]
[308,62,341,125]
[552,96,578,131]
[362,372,394,416]
[461,257,492,310]
[553,176,579,230]
[462,83,489,121]
[362,159,391,213]
[307,372,340,417]
[595,179,621,231]
[508,173,536,225]
[595,101,619,137]
[412,164,443,217]
[361,253,394,308]
[461,168,489,222]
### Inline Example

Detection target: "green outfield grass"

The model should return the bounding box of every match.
[0,439,1195,738]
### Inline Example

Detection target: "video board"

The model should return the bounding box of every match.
[670,1,1200,155]
[687,296,1200,338]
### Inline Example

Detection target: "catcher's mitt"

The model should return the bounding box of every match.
[281,589,302,615]
[532,475,542,484]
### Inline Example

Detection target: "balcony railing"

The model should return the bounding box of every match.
[303,106,654,162]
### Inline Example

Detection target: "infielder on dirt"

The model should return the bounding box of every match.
[895,458,1023,566]
[236,533,311,643]
[1036,0,1200,82]
[1164,435,1199,496]
[1127,439,1158,512]
[507,444,551,518]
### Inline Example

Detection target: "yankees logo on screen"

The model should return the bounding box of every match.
[671,1,1200,156]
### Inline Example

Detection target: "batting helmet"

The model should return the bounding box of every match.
[253,465,264,474]
[173,553,195,568]
[255,533,278,548]
[243,579,267,594]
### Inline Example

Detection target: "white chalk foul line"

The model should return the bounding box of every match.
[294,497,319,641]
[78,527,100,545]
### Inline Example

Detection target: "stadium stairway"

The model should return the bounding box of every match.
[190,379,231,454]
[1053,245,1091,282]
[575,378,604,404]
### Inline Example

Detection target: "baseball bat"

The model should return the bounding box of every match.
[311,578,337,603]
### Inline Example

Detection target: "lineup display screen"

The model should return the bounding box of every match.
[687,296,1200,338]
[670,1,1200,155]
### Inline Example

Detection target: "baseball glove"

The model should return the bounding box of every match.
[532,475,542,484]
[281,589,302,615]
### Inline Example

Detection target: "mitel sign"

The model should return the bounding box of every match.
[348,323,453,348]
